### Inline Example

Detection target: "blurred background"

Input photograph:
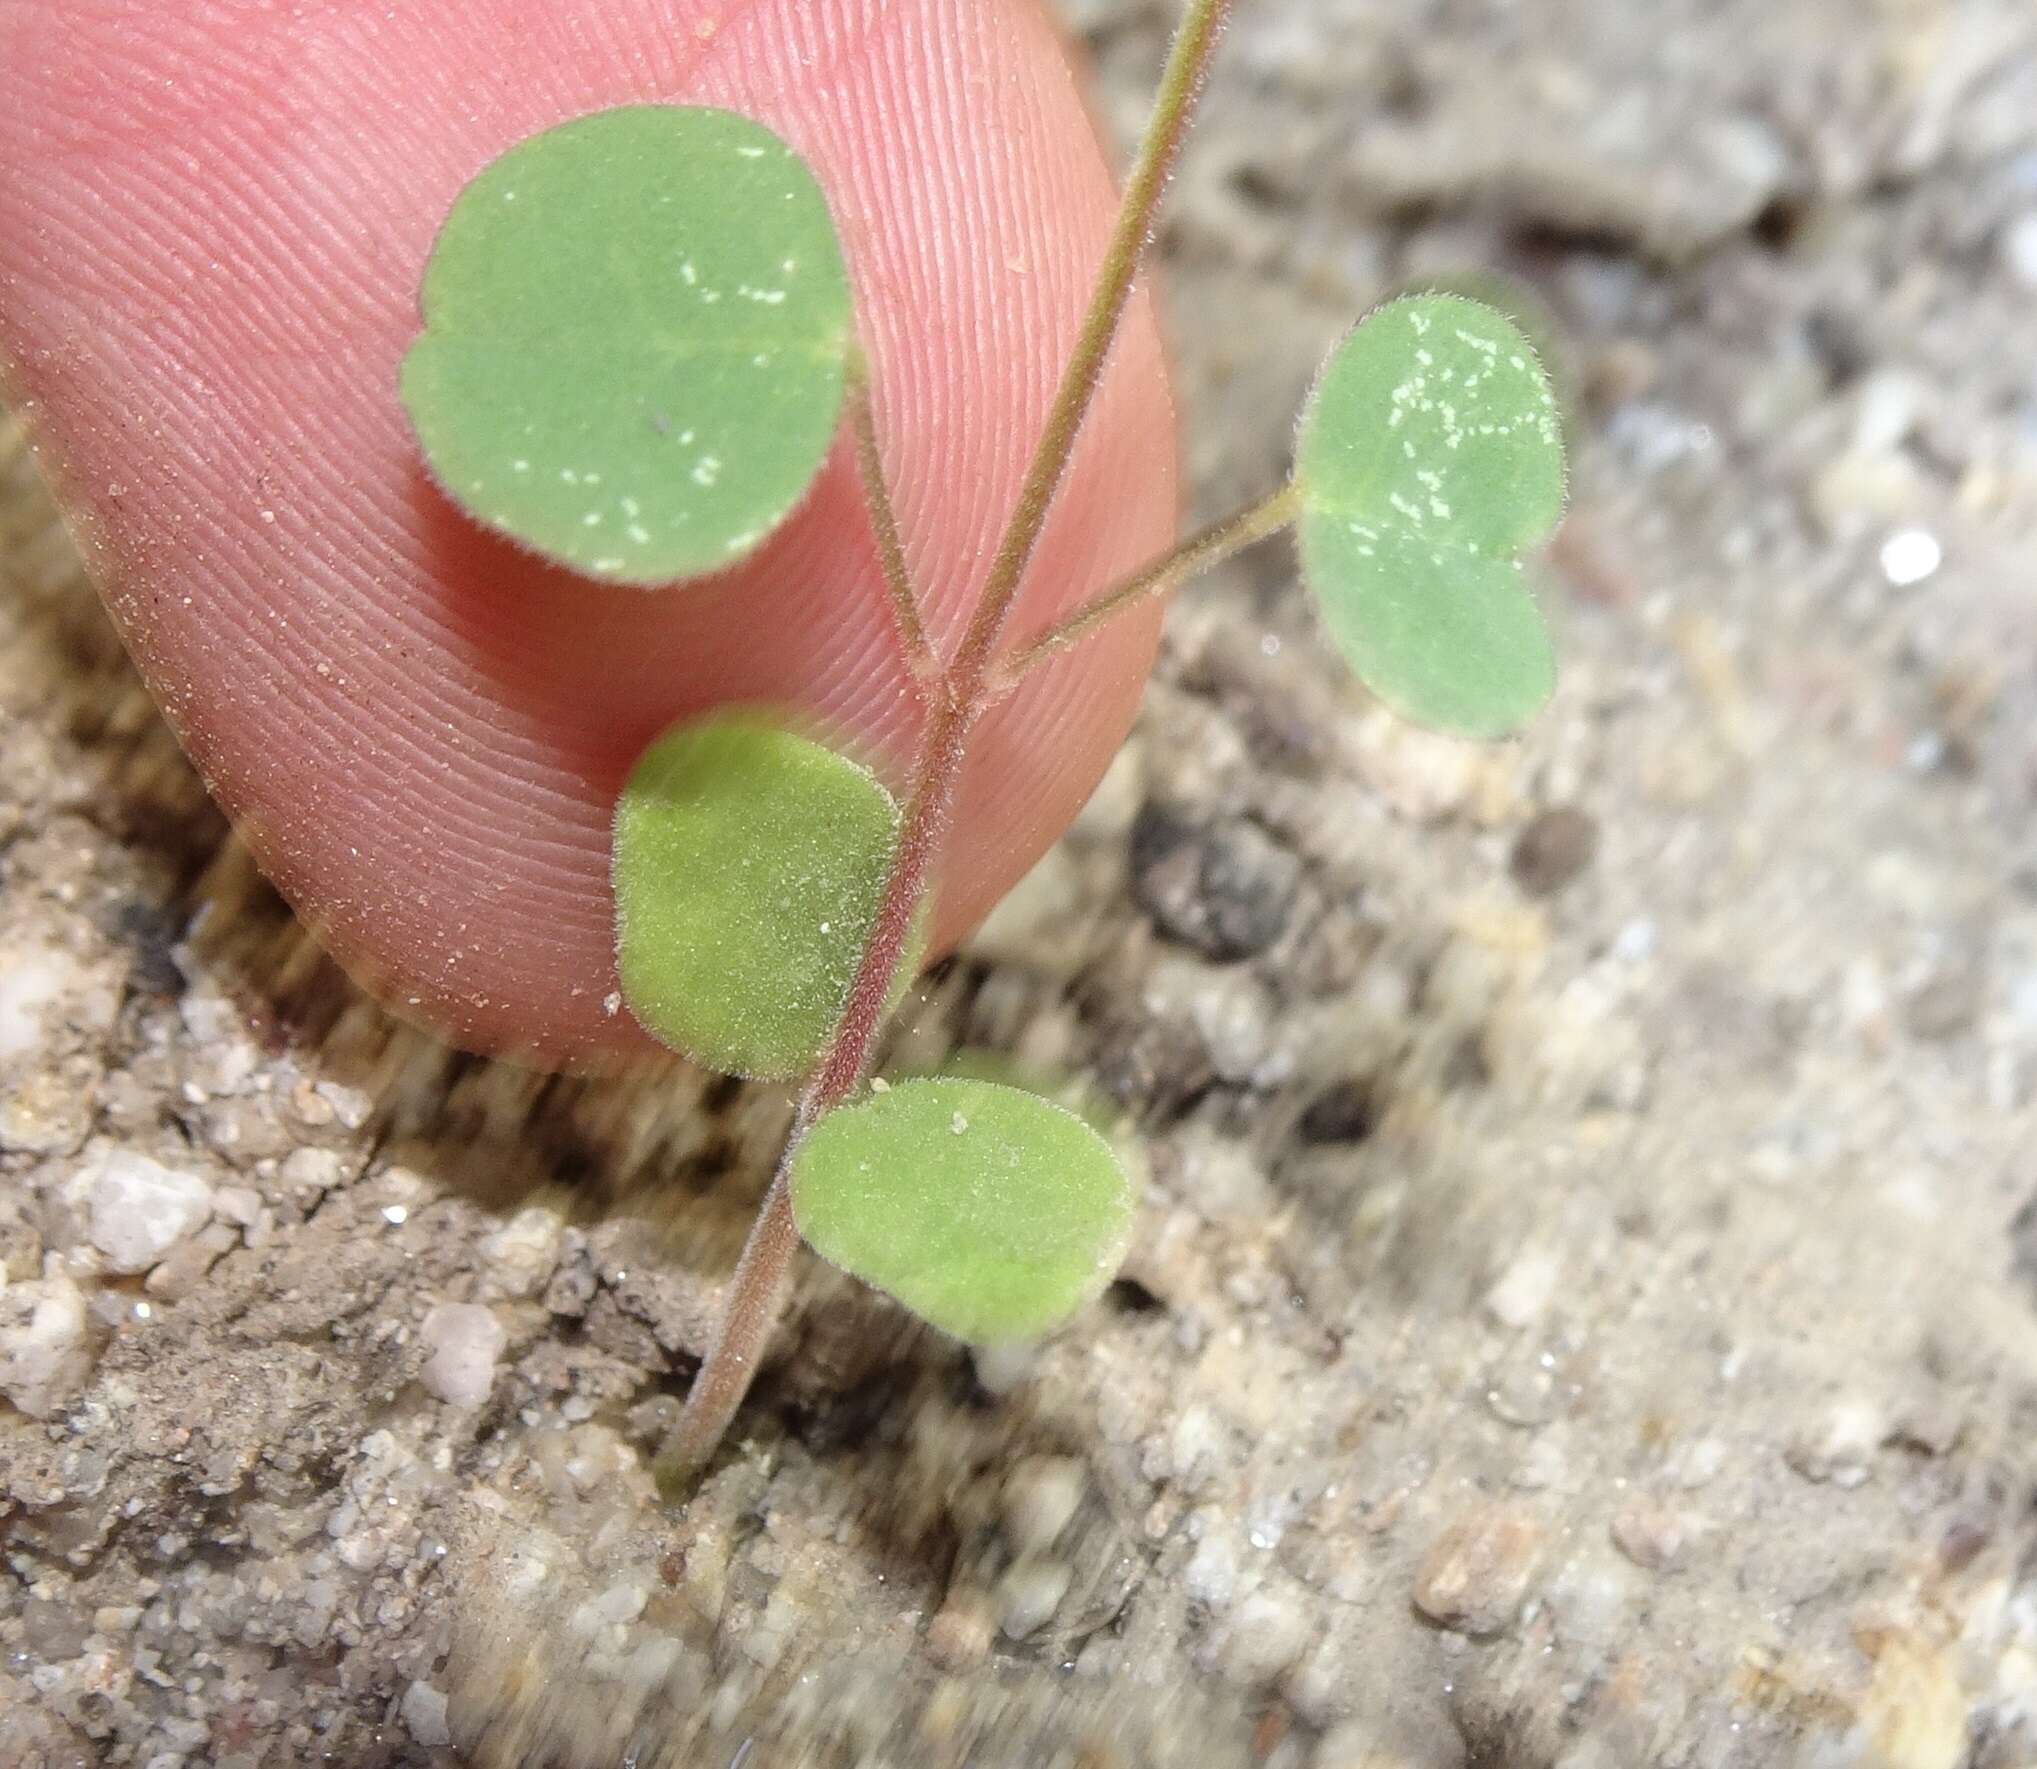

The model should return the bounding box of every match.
[3,0,2036,1764]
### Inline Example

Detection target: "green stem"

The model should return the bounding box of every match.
[988,481,1299,695]
[658,0,1237,1482]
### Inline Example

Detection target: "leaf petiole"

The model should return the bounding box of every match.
[988,480,1302,696]
[846,346,943,691]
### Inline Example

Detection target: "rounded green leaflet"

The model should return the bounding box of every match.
[1296,293,1566,738]
[1382,271,1580,452]
[790,1078,1137,1345]
[613,713,918,1081]
[401,104,853,585]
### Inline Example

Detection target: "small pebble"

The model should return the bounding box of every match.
[279,1147,347,1198]
[995,1556,1072,1639]
[315,1081,373,1128]
[85,1150,215,1275]
[1412,1507,1543,1635]
[1217,1587,1309,1683]
[400,1681,453,1750]
[1143,954,1281,1084]
[1511,1435,1570,1492]
[1485,1361,1557,1427]
[1130,803,1300,962]
[568,1576,650,1635]
[144,1221,239,1301]
[1610,1498,1701,1570]
[1350,715,1483,822]
[418,1302,507,1408]
[1584,337,1660,408]
[1161,1403,1231,1492]
[1485,1244,1562,1329]
[1809,452,1924,540]
[1510,807,1599,896]
[1001,1456,1086,1557]
[1184,1524,1243,1610]
[0,1257,94,1417]
[1539,1551,1638,1656]
[479,1205,565,1300]
[1611,917,1658,963]
[970,1341,1035,1397]
[0,946,94,1060]
[1786,1399,1882,1487]
[212,1185,264,1228]
[925,1588,994,1670]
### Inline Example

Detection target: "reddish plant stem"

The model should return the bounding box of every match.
[987,481,1300,697]
[847,347,941,687]
[657,0,1236,1482]
[656,695,971,1478]
[948,0,1234,702]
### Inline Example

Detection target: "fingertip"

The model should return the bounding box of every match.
[1,0,1178,1065]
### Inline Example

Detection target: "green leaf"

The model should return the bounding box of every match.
[790,1078,1137,1344]
[612,713,915,1080]
[906,1051,1124,1143]
[1383,271,1579,452]
[1296,293,1565,738]
[402,105,853,585]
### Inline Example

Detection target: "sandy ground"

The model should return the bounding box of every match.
[6,1,2037,1764]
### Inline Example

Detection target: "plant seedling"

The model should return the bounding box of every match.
[399,0,1567,1480]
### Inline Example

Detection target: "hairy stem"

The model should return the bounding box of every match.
[847,348,941,686]
[989,481,1300,694]
[947,0,1235,701]
[656,697,970,1479]
[659,0,1236,1481]
[654,1160,798,1480]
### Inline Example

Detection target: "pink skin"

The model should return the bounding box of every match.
[0,0,1176,1065]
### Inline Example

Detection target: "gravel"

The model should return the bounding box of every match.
[1508,805,1599,897]
[0,1258,93,1420]
[417,1302,508,1409]
[81,1150,214,1276]
[1130,801,1302,961]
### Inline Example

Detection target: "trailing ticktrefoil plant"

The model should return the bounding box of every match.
[398,0,1566,1479]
